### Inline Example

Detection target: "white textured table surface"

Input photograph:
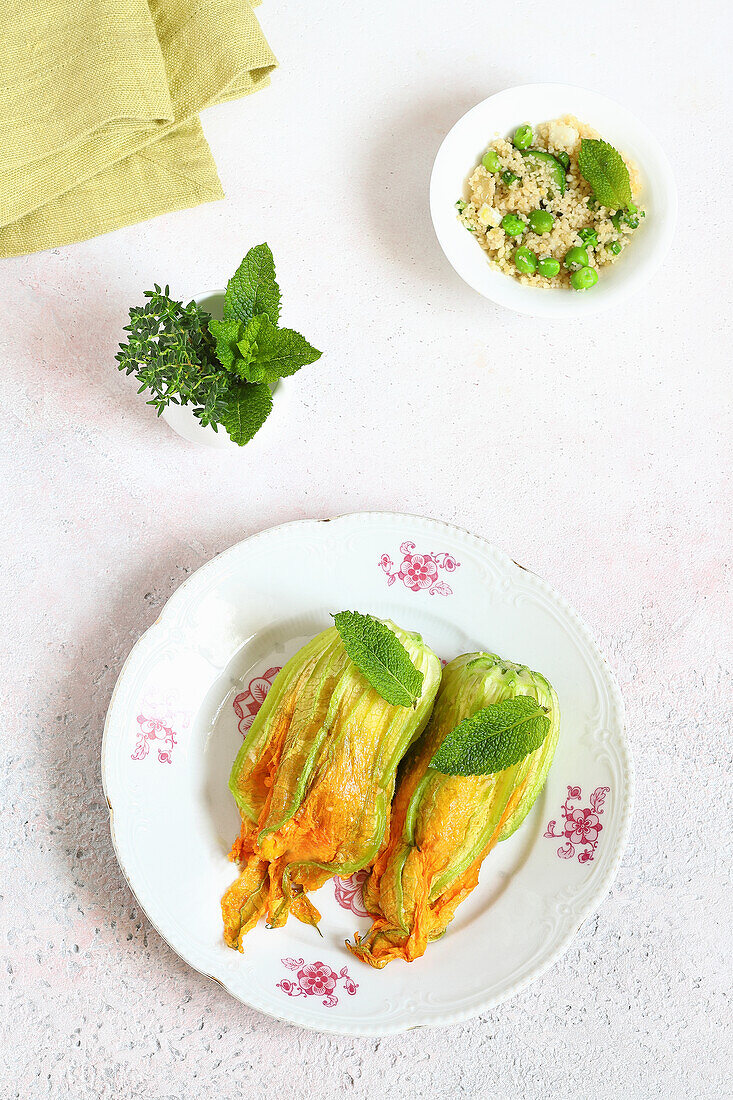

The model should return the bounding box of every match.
[1,2,730,1097]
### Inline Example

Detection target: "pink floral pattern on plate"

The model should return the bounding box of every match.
[132,716,178,763]
[379,541,460,596]
[276,959,358,1008]
[233,667,281,735]
[334,870,370,917]
[544,785,610,863]
[132,698,190,764]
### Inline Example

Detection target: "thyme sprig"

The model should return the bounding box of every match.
[116,286,230,430]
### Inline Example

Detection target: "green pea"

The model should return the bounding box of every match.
[564,246,589,271]
[481,150,501,173]
[528,209,554,234]
[571,267,599,291]
[537,256,561,278]
[502,169,520,186]
[556,151,570,170]
[578,227,599,248]
[501,213,526,237]
[513,123,534,150]
[514,246,537,274]
[607,240,622,255]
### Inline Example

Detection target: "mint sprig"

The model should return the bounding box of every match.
[209,313,321,385]
[577,138,632,210]
[241,318,321,383]
[333,611,424,708]
[430,696,550,776]
[210,244,321,391]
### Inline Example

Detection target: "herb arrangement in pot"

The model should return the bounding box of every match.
[117,244,321,447]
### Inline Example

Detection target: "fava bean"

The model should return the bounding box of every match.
[514,246,537,274]
[571,266,598,290]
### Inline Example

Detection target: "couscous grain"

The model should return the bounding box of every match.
[457,115,644,290]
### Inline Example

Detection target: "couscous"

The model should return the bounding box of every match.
[456,115,644,290]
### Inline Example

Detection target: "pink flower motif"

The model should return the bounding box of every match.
[379,541,460,596]
[297,962,337,998]
[436,552,459,572]
[589,787,609,813]
[132,715,178,764]
[233,667,281,735]
[565,807,602,846]
[276,958,358,1008]
[544,786,610,863]
[399,554,439,591]
[276,978,298,996]
[249,677,274,705]
[334,870,370,917]
[340,967,358,996]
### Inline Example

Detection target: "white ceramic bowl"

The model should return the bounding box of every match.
[430,83,677,318]
[160,290,278,450]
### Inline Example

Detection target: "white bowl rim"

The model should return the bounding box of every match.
[429,82,678,318]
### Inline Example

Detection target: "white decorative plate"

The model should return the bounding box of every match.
[102,513,632,1034]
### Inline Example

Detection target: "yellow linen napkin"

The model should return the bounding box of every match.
[0,0,276,257]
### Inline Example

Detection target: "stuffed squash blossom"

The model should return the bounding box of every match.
[348,652,560,968]
[222,621,441,949]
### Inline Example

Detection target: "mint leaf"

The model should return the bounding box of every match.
[215,314,321,385]
[333,611,423,707]
[223,243,281,326]
[208,318,245,373]
[430,696,550,776]
[219,381,273,446]
[227,314,266,379]
[577,138,632,210]
[242,319,321,384]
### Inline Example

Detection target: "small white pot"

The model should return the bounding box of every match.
[161,289,277,449]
